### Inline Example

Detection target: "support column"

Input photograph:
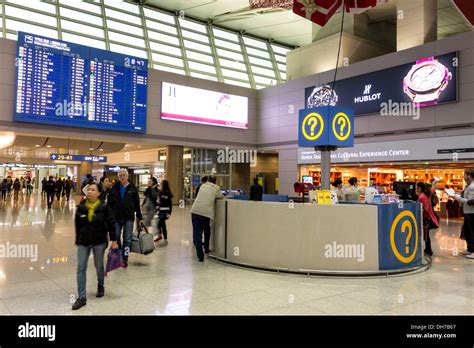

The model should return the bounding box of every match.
[165,145,183,205]
[320,150,331,190]
[77,162,92,194]
[397,0,437,51]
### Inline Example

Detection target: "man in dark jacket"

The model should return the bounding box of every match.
[45,176,56,209]
[250,178,263,201]
[107,169,143,267]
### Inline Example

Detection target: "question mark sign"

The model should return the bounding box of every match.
[337,117,347,137]
[401,220,412,254]
[308,117,318,136]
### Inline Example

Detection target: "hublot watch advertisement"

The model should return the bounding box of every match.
[305,52,457,115]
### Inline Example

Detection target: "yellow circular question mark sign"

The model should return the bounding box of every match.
[390,211,418,263]
[302,112,324,141]
[332,112,351,141]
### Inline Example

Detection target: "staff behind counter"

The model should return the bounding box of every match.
[331,177,366,203]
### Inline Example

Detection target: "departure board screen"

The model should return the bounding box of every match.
[14,32,147,133]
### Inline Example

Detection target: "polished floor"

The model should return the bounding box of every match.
[0,192,473,315]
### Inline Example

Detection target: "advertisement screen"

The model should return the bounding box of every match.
[305,52,457,116]
[161,82,248,129]
[14,32,148,133]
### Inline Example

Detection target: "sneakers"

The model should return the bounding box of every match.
[154,235,163,243]
[96,285,104,298]
[466,253,474,260]
[158,240,168,247]
[122,259,128,268]
[72,297,87,310]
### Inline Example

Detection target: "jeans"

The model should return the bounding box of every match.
[1,191,6,200]
[77,242,107,299]
[65,188,71,201]
[47,193,54,207]
[192,214,211,260]
[157,219,168,240]
[115,220,134,261]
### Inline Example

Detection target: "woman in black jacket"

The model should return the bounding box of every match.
[73,183,117,310]
[155,180,173,246]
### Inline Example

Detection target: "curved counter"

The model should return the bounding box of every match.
[210,200,429,276]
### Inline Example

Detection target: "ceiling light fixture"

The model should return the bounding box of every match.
[0,132,15,150]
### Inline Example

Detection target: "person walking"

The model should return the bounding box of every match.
[451,169,474,259]
[107,169,143,268]
[1,179,8,201]
[45,176,56,209]
[72,183,118,310]
[142,177,159,232]
[249,177,263,201]
[155,180,173,246]
[56,178,64,200]
[41,177,47,196]
[99,176,112,203]
[13,179,21,201]
[190,176,223,262]
[6,176,12,194]
[64,176,73,201]
[26,177,32,195]
[416,182,439,256]
[20,177,25,195]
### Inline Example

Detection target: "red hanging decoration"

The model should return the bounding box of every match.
[293,0,343,27]
[345,0,377,14]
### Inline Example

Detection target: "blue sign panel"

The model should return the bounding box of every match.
[50,154,107,162]
[377,202,423,271]
[14,32,147,133]
[298,106,354,147]
[192,175,201,187]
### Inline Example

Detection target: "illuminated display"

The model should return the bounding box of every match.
[161,82,248,129]
[50,154,107,162]
[14,32,147,133]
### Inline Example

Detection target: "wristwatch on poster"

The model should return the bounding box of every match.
[403,57,452,106]
[307,84,338,108]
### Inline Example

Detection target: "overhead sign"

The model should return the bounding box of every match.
[305,52,457,115]
[298,134,474,164]
[298,106,354,147]
[50,154,107,162]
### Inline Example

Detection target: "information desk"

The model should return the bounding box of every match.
[210,200,429,275]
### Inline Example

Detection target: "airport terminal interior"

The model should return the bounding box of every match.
[0,0,473,316]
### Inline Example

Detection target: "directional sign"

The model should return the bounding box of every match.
[50,154,107,162]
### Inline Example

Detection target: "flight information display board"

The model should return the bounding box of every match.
[14,32,147,133]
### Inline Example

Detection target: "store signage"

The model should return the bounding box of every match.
[33,164,57,169]
[377,203,422,270]
[192,175,201,187]
[50,154,107,162]
[305,52,457,115]
[298,134,474,164]
[133,169,150,174]
[298,106,354,147]
[437,148,474,154]
[104,166,126,172]
[1,163,28,168]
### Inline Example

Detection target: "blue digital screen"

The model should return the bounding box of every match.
[14,32,147,133]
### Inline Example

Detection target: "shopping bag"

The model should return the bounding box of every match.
[105,248,123,276]
[131,224,155,255]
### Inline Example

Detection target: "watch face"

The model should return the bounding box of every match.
[407,62,445,92]
[307,84,338,108]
